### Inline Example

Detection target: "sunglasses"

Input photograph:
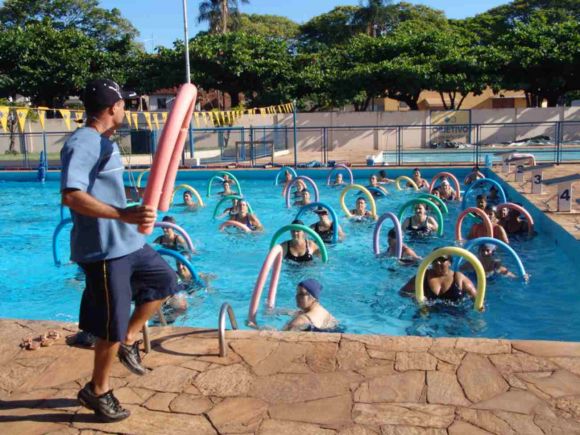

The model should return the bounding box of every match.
[433,256,450,264]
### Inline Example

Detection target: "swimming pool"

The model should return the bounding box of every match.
[1,168,579,341]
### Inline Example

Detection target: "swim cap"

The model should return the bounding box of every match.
[482,243,497,251]
[298,278,322,299]
[292,219,304,225]
[314,207,328,215]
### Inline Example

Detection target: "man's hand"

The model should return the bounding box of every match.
[119,205,157,225]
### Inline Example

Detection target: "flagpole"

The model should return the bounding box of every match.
[182,0,191,83]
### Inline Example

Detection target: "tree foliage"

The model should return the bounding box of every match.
[237,14,299,39]
[188,32,294,106]
[0,0,138,47]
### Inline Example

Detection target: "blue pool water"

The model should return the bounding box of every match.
[1,168,579,341]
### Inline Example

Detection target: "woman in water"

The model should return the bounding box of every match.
[472,243,517,279]
[464,166,485,186]
[153,216,190,252]
[386,229,421,262]
[377,170,394,184]
[437,178,457,201]
[230,199,263,231]
[400,252,477,302]
[402,203,439,237]
[350,197,375,221]
[292,179,307,198]
[182,191,199,211]
[332,173,345,186]
[310,207,345,243]
[368,174,388,196]
[216,198,239,220]
[293,190,311,207]
[219,180,234,196]
[468,205,509,244]
[409,168,430,190]
[498,206,527,235]
[283,279,338,332]
[281,219,321,263]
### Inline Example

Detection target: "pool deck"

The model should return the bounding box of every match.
[1,319,580,434]
[495,163,580,240]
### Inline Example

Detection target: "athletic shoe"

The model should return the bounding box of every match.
[118,341,146,375]
[77,382,130,422]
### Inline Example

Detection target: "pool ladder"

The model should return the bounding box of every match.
[142,302,238,357]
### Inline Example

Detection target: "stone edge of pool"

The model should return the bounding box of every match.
[1,318,580,433]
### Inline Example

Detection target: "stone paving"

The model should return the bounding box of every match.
[1,319,580,434]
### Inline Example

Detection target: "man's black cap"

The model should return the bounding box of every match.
[81,79,136,111]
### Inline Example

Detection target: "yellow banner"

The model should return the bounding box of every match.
[193,112,199,128]
[220,111,225,125]
[153,112,160,130]
[132,113,139,129]
[16,108,29,131]
[125,110,132,128]
[161,112,168,124]
[74,110,84,122]
[37,107,48,130]
[143,112,152,130]
[58,109,71,131]
[0,106,8,132]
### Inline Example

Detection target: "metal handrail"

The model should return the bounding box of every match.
[218,303,238,357]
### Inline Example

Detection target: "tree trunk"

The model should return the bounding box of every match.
[438,92,449,110]
[546,94,560,107]
[456,93,468,110]
[221,0,228,34]
[524,91,531,108]
[228,91,240,107]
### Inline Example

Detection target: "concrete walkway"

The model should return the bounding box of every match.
[1,319,580,434]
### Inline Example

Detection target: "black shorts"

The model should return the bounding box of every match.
[78,244,177,342]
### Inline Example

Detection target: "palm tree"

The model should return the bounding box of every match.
[198,0,249,34]
[354,0,393,37]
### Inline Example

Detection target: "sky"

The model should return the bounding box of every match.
[98,0,507,51]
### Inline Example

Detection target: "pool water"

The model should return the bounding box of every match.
[1,169,579,341]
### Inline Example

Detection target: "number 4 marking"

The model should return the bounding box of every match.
[560,189,570,201]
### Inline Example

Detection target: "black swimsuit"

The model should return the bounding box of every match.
[423,272,464,302]
[313,222,333,243]
[285,241,313,262]
[406,217,432,237]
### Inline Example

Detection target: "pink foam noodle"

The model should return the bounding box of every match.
[429,171,462,200]
[247,244,283,327]
[139,83,197,234]
[455,207,493,241]
[158,87,197,211]
[219,220,252,233]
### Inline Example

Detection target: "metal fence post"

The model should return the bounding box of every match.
[292,100,297,168]
[555,121,561,165]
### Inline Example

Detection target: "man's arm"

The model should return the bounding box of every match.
[62,189,156,225]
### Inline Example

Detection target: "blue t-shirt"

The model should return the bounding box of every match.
[60,127,145,263]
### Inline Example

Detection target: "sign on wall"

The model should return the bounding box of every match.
[430,110,472,147]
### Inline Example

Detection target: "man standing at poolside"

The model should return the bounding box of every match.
[61,79,177,422]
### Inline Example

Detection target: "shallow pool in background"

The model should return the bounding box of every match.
[0,168,579,341]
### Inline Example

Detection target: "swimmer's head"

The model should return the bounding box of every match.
[485,205,498,221]
[476,194,487,209]
[291,219,305,238]
[415,203,427,215]
[162,215,176,235]
[336,173,343,181]
[478,243,496,257]
[432,253,451,273]
[356,197,366,208]
[314,207,329,220]
[370,175,378,185]
[183,191,192,200]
